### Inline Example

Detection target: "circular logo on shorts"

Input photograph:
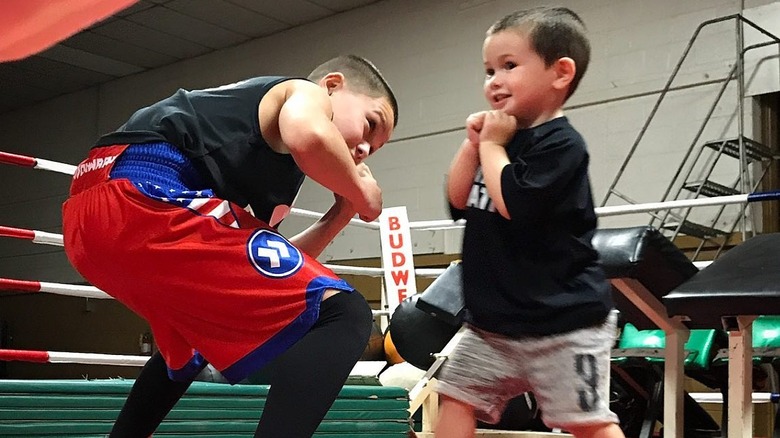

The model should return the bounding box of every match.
[247,229,303,278]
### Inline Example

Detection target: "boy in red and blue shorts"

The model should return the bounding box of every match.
[63,55,398,438]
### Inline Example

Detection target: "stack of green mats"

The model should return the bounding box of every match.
[0,379,412,437]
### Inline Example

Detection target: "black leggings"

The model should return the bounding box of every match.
[109,291,373,438]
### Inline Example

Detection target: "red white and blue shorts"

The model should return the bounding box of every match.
[62,143,354,383]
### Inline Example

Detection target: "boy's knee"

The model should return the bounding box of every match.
[333,291,373,339]
[348,291,372,323]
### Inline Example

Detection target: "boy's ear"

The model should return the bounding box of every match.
[552,57,576,92]
[320,72,346,95]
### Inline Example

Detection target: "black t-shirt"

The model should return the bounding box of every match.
[95,76,304,225]
[450,116,614,336]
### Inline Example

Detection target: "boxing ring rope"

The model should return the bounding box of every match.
[2,148,777,437]
[0,151,77,175]
[0,223,446,278]
[6,150,779,229]
[0,348,149,367]
[0,149,765,372]
[0,277,109,299]
[0,151,379,230]
[0,225,63,246]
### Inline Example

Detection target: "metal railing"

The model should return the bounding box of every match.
[600,14,780,260]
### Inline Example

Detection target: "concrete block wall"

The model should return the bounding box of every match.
[2,0,778,271]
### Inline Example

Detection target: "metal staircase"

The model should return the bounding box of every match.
[601,14,780,261]
[658,137,775,255]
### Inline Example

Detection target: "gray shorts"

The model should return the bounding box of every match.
[436,311,620,429]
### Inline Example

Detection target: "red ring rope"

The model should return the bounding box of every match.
[0,151,36,168]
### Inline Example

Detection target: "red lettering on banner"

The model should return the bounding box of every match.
[388,216,401,230]
[383,211,414,302]
[391,269,409,286]
[389,234,403,249]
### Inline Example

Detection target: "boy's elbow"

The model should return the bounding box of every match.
[285,128,326,156]
[447,190,468,211]
[281,112,333,156]
[495,203,511,220]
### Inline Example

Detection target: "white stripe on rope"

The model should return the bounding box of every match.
[1,220,713,300]
[0,226,64,246]
[293,207,379,230]
[48,351,149,366]
[323,264,445,278]
[39,281,111,299]
[407,195,755,229]
[33,230,64,246]
[596,194,750,217]
[0,348,149,366]
[34,158,77,175]
[0,277,105,300]
[1,225,447,279]
[0,275,393,317]
[0,347,388,374]
[0,150,380,229]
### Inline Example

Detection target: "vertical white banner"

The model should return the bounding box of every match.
[378,206,417,317]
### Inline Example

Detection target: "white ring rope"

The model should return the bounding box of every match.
[0,348,150,366]
[1,150,775,229]
[0,225,448,279]
[34,158,78,175]
[293,207,380,230]
[0,141,735,309]
[0,275,396,318]
[1,149,733,372]
[2,145,737,312]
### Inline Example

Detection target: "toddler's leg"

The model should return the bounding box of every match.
[566,422,625,438]
[434,394,477,438]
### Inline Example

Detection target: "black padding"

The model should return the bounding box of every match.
[387,295,460,370]
[664,233,780,329]
[415,262,464,326]
[592,226,698,329]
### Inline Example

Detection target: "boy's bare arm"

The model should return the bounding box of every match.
[478,142,510,219]
[448,112,488,210]
[278,81,382,221]
[447,139,480,210]
[478,111,516,219]
[289,173,367,257]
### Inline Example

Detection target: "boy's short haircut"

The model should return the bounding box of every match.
[309,55,399,126]
[488,7,590,99]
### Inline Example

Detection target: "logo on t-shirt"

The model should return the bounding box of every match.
[247,229,303,278]
[466,168,496,212]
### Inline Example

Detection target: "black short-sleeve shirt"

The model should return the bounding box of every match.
[450,117,614,336]
[95,76,304,225]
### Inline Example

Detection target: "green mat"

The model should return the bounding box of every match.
[0,379,412,437]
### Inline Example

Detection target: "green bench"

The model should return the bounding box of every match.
[615,315,780,369]
[0,379,412,437]
[614,324,723,372]
[712,315,780,366]
[610,316,780,438]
